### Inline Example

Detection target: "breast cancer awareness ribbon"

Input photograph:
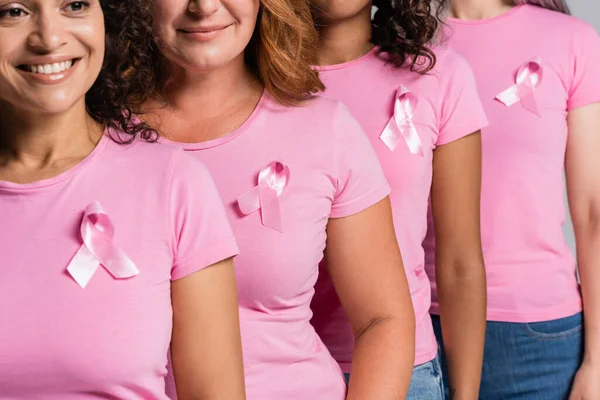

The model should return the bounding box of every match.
[496,58,543,116]
[380,85,423,155]
[67,201,139,288]
[237,161,290,233]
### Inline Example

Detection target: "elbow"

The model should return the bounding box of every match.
[436,251,486,283]
[572,206,600,239]
[355,311,416,346]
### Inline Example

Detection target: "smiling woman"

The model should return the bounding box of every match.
[138,1,416,399]
[0,1,245,399]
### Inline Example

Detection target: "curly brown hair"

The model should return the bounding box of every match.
[371,0,442,73]
[87,0,158,143]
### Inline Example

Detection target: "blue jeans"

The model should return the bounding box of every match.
[431,313,584,399]
[344,354,444,399]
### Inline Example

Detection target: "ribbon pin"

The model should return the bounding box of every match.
[496,58,543,116]
[380,85,423,155]
[67,201,139,288]
[237,161,290,233]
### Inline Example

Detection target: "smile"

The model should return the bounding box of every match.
[17,59,77,75]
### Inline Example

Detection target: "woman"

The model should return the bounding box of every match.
[309,1,488,398]
[141,0,416,398]
[0,1,245,398]
[427,0,600,398]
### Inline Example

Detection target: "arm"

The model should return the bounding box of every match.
[565,102,600,399]
[432,132,486,400]
[171,258,246,400]
[325,197,415,399]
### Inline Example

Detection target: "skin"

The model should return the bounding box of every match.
[0,0,105,182]
[0,2,245,398]
[565,102,600,400]
[451,1,600,399]
[148,0,416,398]
[313,1,487,398]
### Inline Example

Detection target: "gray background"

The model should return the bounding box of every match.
[562,0,599,255]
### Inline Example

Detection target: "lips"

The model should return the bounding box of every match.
[179,24,231,33]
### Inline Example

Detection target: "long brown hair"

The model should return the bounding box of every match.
[513,0,570,14]
[247,0,325,105]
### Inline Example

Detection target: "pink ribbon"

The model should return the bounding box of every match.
[237,161,290,233]
[496,58,543,116]
[67,201,139,288]
[380,85,423,155]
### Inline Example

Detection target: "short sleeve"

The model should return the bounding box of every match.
[567,22,600,111]
[330,102,391,218]
[168,149,239,280]
[436,52,489,146]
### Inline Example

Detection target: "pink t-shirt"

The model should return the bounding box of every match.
[425,5,600,322]
[163,93,390,400]
[0,134,238,399]
[311,47,488,370]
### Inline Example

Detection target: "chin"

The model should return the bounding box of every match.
[21,96,84,116]
[179,53,235,72]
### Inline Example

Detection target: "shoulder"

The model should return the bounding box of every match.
[103,130,212,186]
[427,45,474,84]
[524,5,596,39]
[264,93,356,131]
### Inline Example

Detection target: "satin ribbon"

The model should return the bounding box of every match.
[67,201,139,288]
[380,85,423,155]
[496,58,543,116]
[237,161,290,233]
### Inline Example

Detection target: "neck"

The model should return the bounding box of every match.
[156,55,261,120]
[450,0,514,20]
[316,5,374,66]
[0,100,102,168]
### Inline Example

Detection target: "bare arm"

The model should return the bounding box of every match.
[326,197,415,399]
[432,132,486,400]
[171,258,246,400]
[565,102,600,399]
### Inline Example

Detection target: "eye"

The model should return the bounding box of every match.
[64,1,90,12]
[0,7,27,19]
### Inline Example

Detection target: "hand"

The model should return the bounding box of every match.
[569,361,600,400]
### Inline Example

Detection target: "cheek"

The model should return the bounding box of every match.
[150,1,182,38]
[72,16,104,48]
[0,34,24,91]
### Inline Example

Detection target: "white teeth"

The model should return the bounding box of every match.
[25,60,74,75]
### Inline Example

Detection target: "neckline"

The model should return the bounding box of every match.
[316,46,379,72]
[447,4,527,26]
[0,130,109,192]
[160,89,270,151]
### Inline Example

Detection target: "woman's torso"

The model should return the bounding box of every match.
[164,93,389,399]
[425,5,600,322]
[0,136,223,399]
[311,47,488,368]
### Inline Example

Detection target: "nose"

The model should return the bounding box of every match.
[26,11,67,53]
[188,0,221,16]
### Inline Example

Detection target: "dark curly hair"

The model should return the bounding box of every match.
[86,0,158,143]
[371,0,442,73]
